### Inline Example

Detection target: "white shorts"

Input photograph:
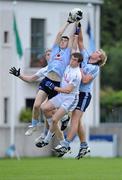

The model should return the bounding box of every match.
[50,93,79,113]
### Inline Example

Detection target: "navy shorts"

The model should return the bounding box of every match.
[38,77,60,99]
[75,92,92,112]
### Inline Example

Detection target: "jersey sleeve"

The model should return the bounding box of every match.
[34,66,48,78]
[89,66,99,79]
[80,49,90,63]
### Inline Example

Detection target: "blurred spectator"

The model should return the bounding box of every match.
[30,49,51,68]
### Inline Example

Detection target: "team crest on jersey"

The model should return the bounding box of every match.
[55,53,62,60]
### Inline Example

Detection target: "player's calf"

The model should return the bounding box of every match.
[61,115,70,131]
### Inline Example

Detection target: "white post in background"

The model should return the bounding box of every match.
[7,1,21,160]
[93,5,101,127]
[10,77,16,145]
[10,1,17,146]
[84,3,95,144]
[7,1,18,158]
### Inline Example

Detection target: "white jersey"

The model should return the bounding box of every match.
[34,66,48,81]
[61,65,81,97]
[50,65,81,112]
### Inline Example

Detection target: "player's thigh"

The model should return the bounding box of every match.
[41,99,56,112]
[71,109,84,124]
[34,90,47,107]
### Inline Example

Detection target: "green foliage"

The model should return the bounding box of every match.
[101,0,122,46]
[101,43,122,90]
[100,89,122,108]
[101,0,122,91]
[19,108,32,123]
[100,89,122,123]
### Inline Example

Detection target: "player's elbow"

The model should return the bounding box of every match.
[82,78,91,84]
[57,31,62,38]
[82,79,87,84]
[82,75,93,84]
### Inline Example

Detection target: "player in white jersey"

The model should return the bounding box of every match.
[9,49,53,136]
[35,52,83,148]
[54,22,107,158]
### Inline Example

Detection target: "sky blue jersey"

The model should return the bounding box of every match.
[47,44,71,78]
[79,49,100,93]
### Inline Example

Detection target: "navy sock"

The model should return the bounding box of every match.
[80,142,88,148]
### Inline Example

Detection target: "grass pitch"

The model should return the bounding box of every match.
[0,157,122,180]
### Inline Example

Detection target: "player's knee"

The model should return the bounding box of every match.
[33,103,40,111]
[52,117,58,126]
[41,103,47,113]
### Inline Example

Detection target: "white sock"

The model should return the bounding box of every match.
[60,139,70,148]
[44,130,54,143]
[43,127,48,136]
[47,118,52,126]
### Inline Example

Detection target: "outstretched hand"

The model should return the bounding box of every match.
[9,67,20,77]
[75,22,81,35]
[67,13,75,24]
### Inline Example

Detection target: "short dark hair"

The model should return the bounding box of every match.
[71,52,83,63]
[61,36,69,40]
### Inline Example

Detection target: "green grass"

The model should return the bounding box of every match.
[0,157,122,180]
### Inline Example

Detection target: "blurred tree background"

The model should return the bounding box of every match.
[100,0,122,122]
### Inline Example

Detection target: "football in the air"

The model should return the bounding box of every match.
[69,8,83,21]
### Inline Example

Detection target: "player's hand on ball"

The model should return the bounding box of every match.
[45,81,55,90]
[9,67,20,77]
[75,22,81,35]
[77,21,81,28]
[67,12,75,24]
[75,11,83,21]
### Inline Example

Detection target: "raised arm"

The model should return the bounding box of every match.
[78,23,84,50]
[70,22,84,53]
[54,12,76,46]
[68,22,80,51]
[54,22,70,45]
[71,34,79,52]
